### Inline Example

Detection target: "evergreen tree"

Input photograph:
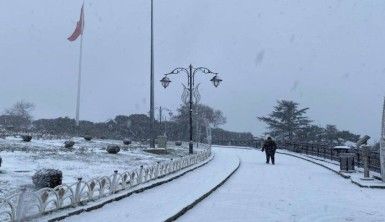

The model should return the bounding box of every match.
[297,125,325,143]
[258,100,311,142]
[324,124,339,145]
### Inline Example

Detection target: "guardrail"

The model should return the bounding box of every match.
[0,146,212,221]
[214,140,256,147]
[280,142,381,172]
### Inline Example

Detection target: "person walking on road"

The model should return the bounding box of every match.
[262,137,277,164]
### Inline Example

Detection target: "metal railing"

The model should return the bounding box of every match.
[214,140,256,147]
[280,141,381,173]
[0,146,212,221]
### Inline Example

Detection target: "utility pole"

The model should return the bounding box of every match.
[155,106,171,137]
[159,106,162,125]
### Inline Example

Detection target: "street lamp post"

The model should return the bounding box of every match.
[161,64,222,154]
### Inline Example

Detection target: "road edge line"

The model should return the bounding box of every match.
[45,154,215,222]
[164,156,241,222]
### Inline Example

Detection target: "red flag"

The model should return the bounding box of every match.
[67,4,84,41]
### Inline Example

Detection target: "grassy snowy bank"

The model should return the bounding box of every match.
[0,136,193,197]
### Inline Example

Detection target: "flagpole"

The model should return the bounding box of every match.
[380,97,385,181]
[149,0,155,148]
[75,3,84,128]
[75,31,83,127]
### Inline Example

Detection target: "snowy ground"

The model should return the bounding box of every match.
[22,146,385,222]
[180,147,385,222]
[0,136,192,198]
[60,146,239,222]
[277,149,385,188]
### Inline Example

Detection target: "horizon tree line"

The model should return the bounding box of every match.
[258,100,361,146]
[0,101,253,144]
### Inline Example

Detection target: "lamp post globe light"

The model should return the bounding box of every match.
[160,76,171,88]
[160,64,222,154]
[210,75,223,88]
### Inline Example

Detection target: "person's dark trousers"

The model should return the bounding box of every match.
[265,152,271,164]
[266,151,276,164]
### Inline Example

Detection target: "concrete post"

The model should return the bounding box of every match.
[361,145,373,181]
[15,187,27,222]
[74,177,82,204]
[111,170,118,193]
[139,166,144,184]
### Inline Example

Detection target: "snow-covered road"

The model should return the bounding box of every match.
[179,147,385,222]
[60,147,385,222]
[61,146,239,222]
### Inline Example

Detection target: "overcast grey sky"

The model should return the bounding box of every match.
[1,0,385,139]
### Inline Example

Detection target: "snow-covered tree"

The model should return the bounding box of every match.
[3,100,35,130]
[258,100,311,142]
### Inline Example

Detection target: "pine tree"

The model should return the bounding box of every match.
[258,100,311,142]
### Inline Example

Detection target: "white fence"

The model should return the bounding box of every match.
[0,147,211,221]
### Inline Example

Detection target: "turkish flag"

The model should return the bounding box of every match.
[67,4,84,42]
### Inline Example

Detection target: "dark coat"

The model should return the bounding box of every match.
[262,139,277,154]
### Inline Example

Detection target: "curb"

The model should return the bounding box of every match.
[277,151,385,189]
[277,151,350,179]
[45,154,215,222]
[164,157,241,222]
[350,180,385,189]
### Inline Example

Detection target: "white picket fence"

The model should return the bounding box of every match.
[0,147,211,222]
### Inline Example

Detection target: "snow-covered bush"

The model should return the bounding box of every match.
[32,169,62,188]
[64,140,75,148]
[83,135,92,141]
[107,145,120,154]
[175,141,182,146]
[123,139,131,145]
[21,135,32,142]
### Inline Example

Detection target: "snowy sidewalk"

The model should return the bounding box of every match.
[277,149,385,188]
[60,147,239,222]
[179,148,385,222]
